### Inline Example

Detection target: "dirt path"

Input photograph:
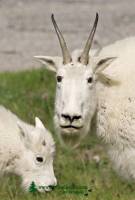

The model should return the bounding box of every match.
[0,0,134,71]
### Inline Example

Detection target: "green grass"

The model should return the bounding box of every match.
[0,68,134,200]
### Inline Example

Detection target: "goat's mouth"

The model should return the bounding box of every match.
[60,125,83,135]
[60,125,83,130]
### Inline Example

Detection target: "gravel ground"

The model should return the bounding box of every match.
[0,0,134,71]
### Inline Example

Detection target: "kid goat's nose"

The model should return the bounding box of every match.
[49,178,57,187]
[61,114,82,123]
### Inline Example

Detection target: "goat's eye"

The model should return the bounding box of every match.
[36,156,44,163]
[57,76,63,82]
[87,77,93,83]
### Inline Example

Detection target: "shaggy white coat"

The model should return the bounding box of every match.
[96,37,135,180]
[35,35,135,181]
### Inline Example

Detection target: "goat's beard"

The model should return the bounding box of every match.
[54,114,91,148]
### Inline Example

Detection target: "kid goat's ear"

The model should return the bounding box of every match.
[17,121,33,148]
[35,117,46,130]
[17,121,29,138]
[94,57,117,74]
[34,55,61,72]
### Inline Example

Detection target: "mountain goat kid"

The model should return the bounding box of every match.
[35,14,135,181]
[0,106,57,192]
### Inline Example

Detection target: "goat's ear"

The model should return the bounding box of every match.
[17,121,29,139]
[17,121,33,148]
[34,55,62,72]
[35,117,46,130]
[94,57,117,74]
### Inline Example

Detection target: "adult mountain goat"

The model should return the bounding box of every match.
[0,106,57,192]
[35,14,135,180]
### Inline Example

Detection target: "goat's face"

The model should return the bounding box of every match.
[54,57,97,136]
[16,118,57,192]
[35,14,115,142]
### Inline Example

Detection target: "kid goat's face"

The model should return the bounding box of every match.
[17,117,57,192]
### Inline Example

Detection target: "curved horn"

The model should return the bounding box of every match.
[79,13,99,65]
[51,14,72,65]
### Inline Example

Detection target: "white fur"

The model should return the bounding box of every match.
[0,106,57,192]
[35,49,114,147]
[96,37,135,180]
[35,36,135,181]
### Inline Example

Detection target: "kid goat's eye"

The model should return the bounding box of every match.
[36,156,43,163]
[57,76,63,82]
[87,77,93,83]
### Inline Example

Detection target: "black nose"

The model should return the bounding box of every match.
[61,114,82,123]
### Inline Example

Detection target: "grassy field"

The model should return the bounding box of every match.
[0,68,134,200]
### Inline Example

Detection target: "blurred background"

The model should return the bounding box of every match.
[0,0,134,71]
